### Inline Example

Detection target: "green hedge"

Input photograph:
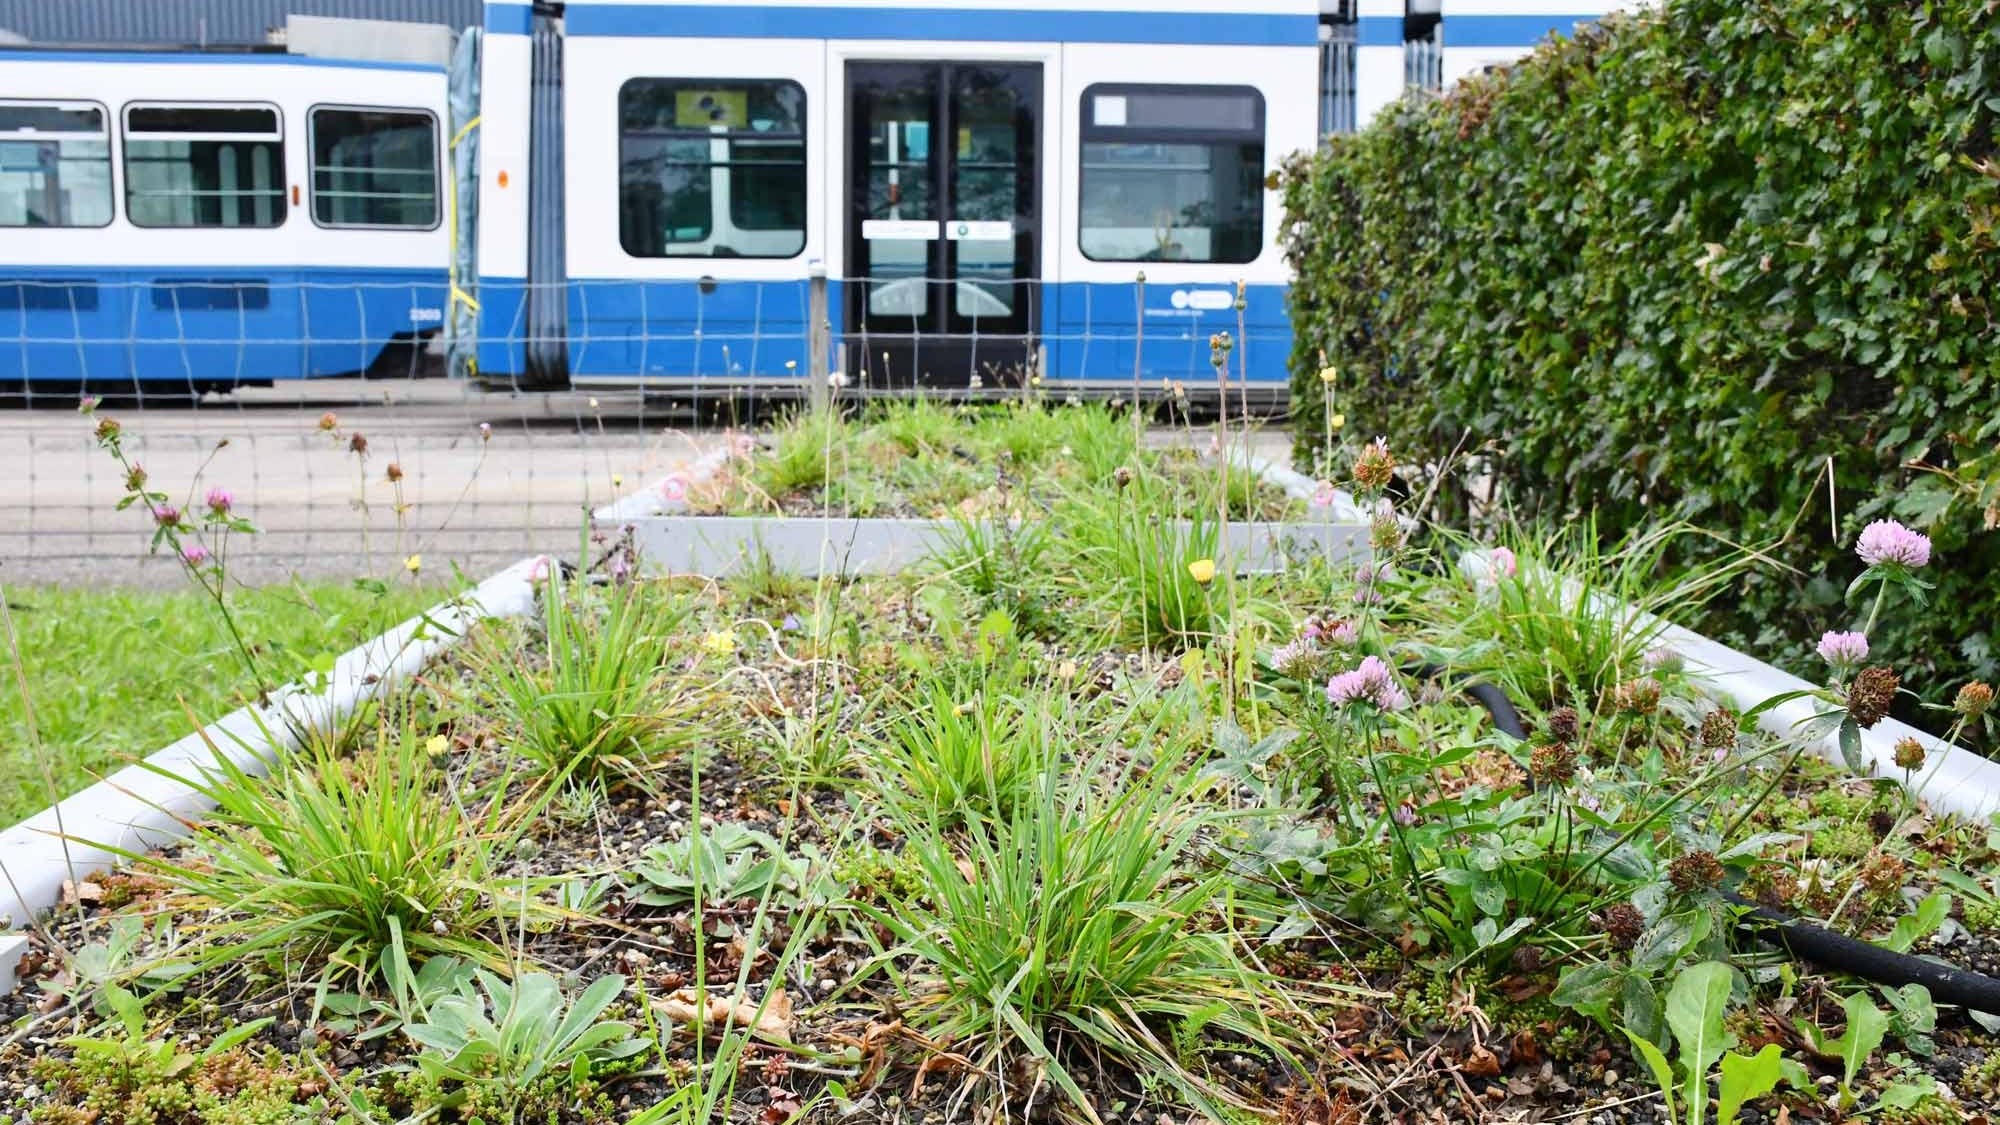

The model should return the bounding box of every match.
[1283,0,2000,722]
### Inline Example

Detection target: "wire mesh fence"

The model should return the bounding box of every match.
[0,273,1291,587]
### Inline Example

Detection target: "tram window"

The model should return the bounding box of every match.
[618,78,807,259]
[0,101,113,228]
[309,107,440,229]
[124,103,285,228]
[1078,85,1263,264]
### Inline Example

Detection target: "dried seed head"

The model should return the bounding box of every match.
[1603,903,1645,951]
[1112,465,1134,490]
[94,417,122,444]
[1612,678,1661,716]
[1352,438,1396,492]
[1846,665,1900,729]
[348,432,369,456]
[1546,706,1579,743]
[1698,708,1738,750]
[1892,736,1926,772]
[1370,506,1403,552]
[385,461,404,483]
[124,464,148,491]
[1860,851,1907,899]
[1954,681,1993,720]
[1668,851,1726,895]
[1530,741,1578,785]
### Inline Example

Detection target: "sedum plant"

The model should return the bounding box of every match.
[626,822,816,910]
[404,971,648,1119]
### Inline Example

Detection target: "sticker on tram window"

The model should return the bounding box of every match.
[1093,95,1128,127]
[862,219,939,241]
[946,221,1012,242]
[675,89,749,129]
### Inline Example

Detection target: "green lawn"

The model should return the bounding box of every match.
[0,581,436,826]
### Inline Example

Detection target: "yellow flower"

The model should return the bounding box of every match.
[424,734,450,757]
[1187,558,1216,585]
[701,629,737,655]
[404,553,422,574]
[1318,366,1338,385]
[1330,412,1346,431]
[612,473,625,488]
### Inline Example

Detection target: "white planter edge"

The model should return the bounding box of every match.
[0,556,548,950]
[1457,549,2000,823]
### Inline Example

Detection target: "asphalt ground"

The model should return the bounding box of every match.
[0,377,1294,590]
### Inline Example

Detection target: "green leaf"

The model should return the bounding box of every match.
[1623,1029,1679,1125]
[1716,1044,1784,1125]
[1876,1079,1939,1109]
[1836,991,1889,1090]
[1879,891,1950,954]
[1665,962,1736,1125]
[1552,962,1621,1026]
[1718,833,1799,863]
[1622,974,1664,1050]
[1838,719,1863,772]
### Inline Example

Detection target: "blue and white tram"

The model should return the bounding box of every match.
[474,0,1320,398]
[0,50,449,390]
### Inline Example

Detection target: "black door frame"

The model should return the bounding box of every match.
[844,59,1041,389]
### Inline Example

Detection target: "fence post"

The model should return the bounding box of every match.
[808,263,830,413]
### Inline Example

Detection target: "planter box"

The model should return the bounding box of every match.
[614,513,1368,578]
[596,447,1372,578]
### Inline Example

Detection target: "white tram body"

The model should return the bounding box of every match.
[0,1,1613,394]
[0,49,449,387]
[475,0,1323,393]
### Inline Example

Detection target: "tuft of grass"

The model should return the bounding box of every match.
[1431,520,1755,708]
[868,396,969,458]
[749,408,848,500]
[930,510,1056,636]
[1055,478,1226,649]
[863,739,1304,1120]
[471,575,711,789]
[865,679,1051,826]
[128,718,530,984]
[0,580,432,825]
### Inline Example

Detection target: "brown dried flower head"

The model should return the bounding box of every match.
[1603,903,1645,951]
[1668,850,1725,895]
[348,432,369,456]
[1698,708,1738,750]
[385,461,404,483]
[1860,851,1907,899]
[1954,681,1993,720]
[1545,706,1579,743]
[1613,678,1661,716]
[1352,438,1396,491]
[1846,665,1900,729]
[1892,736,1925,772]
[1530,741,1578,785]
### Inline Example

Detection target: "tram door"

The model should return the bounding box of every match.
[845,61,1041,388]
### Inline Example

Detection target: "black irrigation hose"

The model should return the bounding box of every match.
[1414,664,2000,1014]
